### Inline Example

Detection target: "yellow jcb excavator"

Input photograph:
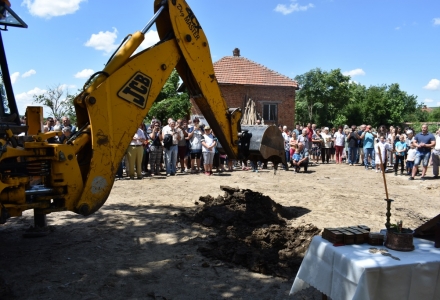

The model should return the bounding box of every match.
[0,0,285,227]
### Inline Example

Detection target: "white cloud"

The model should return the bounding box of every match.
[15,87,46,113]
[274,0,314,15]
[437,102,440,106]
[138,30,160,50]
[423,79,440,90]
[22,0,86,19]
[343,68,366,77]
[424,98,434,103]
[22,69,36,78]
[74,69,94,79]
[395,26,400,30]
[10,72,20,84]
[433,18,440,26]
[85,28,118,54]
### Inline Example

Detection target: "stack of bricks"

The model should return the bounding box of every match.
[322,225,371,245]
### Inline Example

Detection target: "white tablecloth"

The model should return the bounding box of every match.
[290,236,440,300]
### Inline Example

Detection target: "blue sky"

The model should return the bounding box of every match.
[4,0,440,116]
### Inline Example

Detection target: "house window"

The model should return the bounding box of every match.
[263,104,277,122]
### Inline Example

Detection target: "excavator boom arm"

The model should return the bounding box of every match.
[0,0,283,224]
[69,0,244,215]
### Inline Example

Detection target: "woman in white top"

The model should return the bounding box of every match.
[333,126,346,164]
[201,126,217,176]
[320,127,332,164]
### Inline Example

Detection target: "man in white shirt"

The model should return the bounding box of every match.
[127,124,146,180]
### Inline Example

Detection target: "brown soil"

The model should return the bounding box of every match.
[0,162,438,299]
[189,186,320,279]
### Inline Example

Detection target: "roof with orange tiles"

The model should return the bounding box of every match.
[213,55,298,88]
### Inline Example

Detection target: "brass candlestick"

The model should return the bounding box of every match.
[377,147,393,230]
[384,198,394,230]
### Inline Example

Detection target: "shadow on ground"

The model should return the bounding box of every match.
[0,195,318,300]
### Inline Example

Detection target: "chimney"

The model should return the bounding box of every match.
[233,48,240,57]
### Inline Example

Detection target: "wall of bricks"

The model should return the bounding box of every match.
[219,84,296,129]
[190,84,296,129]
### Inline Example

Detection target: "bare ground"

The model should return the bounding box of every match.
[0,162,438,300]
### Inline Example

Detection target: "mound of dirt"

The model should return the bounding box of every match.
[190,186,320,279]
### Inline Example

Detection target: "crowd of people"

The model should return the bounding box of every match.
[41,115,440,181]
[42,116,77,143]
[281,122,440,180]
[120,117,228,180]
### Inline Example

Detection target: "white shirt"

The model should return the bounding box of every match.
[433,135,440,155]
[201,133,216,152]
[162,127,180,145]
[407,148,417,161]
[130,128,146,146]
[375,141,391,162]
[334,132,346,147]
[321,132,332,148]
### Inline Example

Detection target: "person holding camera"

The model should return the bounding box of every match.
[187,117,204,173]
[347,125,360,166]
[360,125,377,170]
[149,121,163,176]
[162,120,181,176]
[176,119,188,173]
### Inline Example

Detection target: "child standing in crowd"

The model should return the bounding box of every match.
[406,143,416,175]
[394,135,407,175]
[375,135,391,173]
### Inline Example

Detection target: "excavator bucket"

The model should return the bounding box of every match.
[241,125,286,166]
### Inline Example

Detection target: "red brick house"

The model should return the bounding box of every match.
[191,48,298,129]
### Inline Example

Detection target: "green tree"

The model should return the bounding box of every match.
[404,104,428,123]
[33,84,74,120]
[344,83,419,127]
[428,107,440,122]
[344,83,367,126]
[295,68,350,126]
[384,83,418,125]
[146,69,191,124]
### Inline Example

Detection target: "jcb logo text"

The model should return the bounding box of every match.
[118,72,152,108]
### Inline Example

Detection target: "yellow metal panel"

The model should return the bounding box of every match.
[26,106,43,135]
[155,0,241,159]
[73,39,181,215]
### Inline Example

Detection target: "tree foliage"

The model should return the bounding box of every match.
[294,68,350,127]
[295,68,421,128]
[146,69,191,124]
[33,84,75,121]
[427,107,440,122]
